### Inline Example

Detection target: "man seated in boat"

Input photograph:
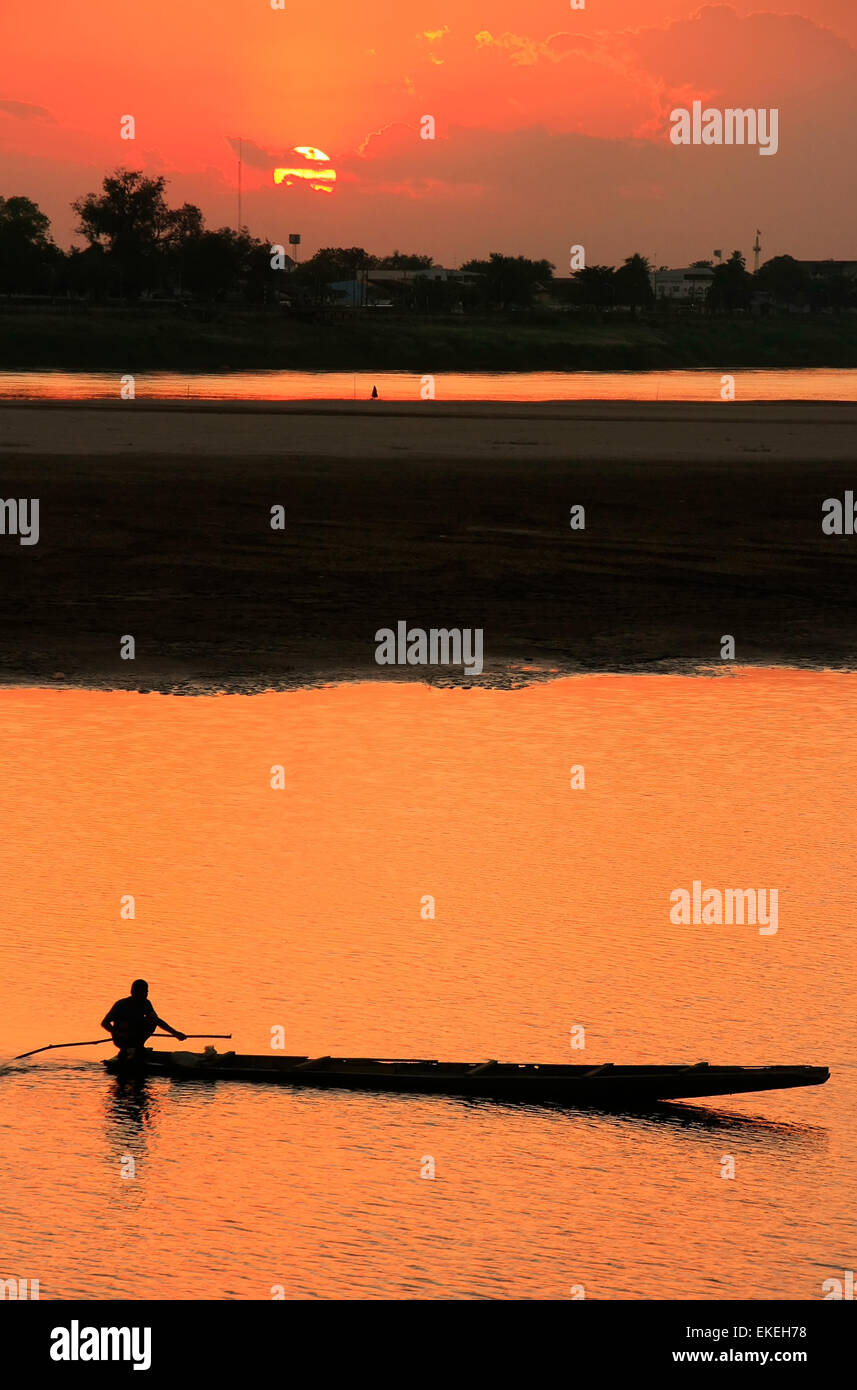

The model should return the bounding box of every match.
[101,979,187,1060]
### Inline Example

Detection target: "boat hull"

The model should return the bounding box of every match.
[103,1053,830,1107]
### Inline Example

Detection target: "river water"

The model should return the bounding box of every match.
[0,672,854,1299]
[0,367,856,402]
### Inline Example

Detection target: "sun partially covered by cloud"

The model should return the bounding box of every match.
[274,145,336,193]
[273,147,337,194]
[225,137,337,194]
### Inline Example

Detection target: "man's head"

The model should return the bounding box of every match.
[130,979,149,1000]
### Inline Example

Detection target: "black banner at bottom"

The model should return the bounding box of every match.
[5,1298,850,1376]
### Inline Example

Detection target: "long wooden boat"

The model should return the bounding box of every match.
[103,1050,830,1107]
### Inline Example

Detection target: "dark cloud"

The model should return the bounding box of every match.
[0,98,54,121]
[226,136,282,170]
[628,4,857,96]
[327,111,855,267]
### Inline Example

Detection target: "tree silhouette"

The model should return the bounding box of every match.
[376,251,434,269]
[459,253,554,309]
[613,254,653,317]
[755,255,811,308]
[573,264,616,309]
[72,170,207,297]
[0,195,60,294]
[709,251,752,315]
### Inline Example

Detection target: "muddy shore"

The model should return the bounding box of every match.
[1,401,856,690]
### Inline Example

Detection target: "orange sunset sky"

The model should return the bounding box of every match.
[2,1,857,266]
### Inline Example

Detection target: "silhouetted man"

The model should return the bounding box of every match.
[101,979,186,1057]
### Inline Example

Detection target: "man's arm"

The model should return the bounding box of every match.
[155,1015,187,1041]
[101,1004,118,1031]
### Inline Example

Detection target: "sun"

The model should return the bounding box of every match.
[274,147,337,194]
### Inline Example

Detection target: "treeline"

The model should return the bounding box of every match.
[0,171,560,308]
[2,169,856,315]
[0,173,280,302]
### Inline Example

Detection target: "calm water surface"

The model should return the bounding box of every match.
[0,672,854,1299]
[1,367,856,402]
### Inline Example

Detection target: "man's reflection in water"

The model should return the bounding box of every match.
[103,1076,158,1171]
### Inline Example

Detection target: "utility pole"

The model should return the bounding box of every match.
[753,229,762,275]
[238,137,243,231]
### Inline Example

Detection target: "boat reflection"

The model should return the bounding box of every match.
[450,1092,828,1153]
[103,1075,158,1159]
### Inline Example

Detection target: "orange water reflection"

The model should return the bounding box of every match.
[0,673,854,1299]
[1,368,856,402]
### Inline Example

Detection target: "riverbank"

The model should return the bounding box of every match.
[1,401,856,690]
[5,307,857,371]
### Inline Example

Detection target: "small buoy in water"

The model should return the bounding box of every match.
[371,385,378,399]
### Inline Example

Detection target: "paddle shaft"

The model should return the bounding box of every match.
[14,1034,232,1060]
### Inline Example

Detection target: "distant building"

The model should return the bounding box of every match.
[649,266,715,301]
[370,268,450,283]
[329,279,396,308]
[329,279,363,307]
[793,260,857,280]
[328,267,478,308]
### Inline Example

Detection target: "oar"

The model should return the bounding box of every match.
[14,1034,232,1060]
